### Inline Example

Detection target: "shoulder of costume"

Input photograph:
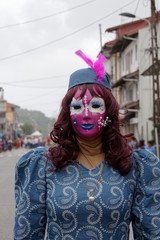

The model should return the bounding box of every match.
[16,146,48,167]
[133,148,158,161]
[132,149,159,173]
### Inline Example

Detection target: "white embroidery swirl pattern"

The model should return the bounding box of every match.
[14,147,160,239]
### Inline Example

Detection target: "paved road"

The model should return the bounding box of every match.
[0,148,29,240]
[0,147,134,240]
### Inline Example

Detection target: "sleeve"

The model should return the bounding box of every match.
[132,149,160,240]
[14,147,47,240]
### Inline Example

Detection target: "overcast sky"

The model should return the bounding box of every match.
[0,0,159,118]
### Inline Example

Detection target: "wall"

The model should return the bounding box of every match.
[138,23,160,142]
[121,40,138,77]
[0,100,6,135]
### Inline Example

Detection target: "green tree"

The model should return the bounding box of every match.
[20,123,34,135]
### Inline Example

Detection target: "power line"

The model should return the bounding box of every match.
[134,0,140,15]
[3,74,69,83]
[0,0,96,29]
[25,99,64,108]
[0,82,67,89]
[19,90,60,103]
[0,0,136,62]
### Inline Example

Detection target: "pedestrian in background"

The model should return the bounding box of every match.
[146,140,156,155]
[14,50,160,240]
[0,139,2,152]
[138,139,146,149]
[7,138,12,151]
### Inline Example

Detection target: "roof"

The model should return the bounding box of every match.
[100,39,116,56]
[119,100,139,121]
[104,39,116,47]
[110,32,138,54]
[141,60,160,75]
[119,111,135,121]
[106,18,150,37]
[31,130,42,137]
[104,11,160,53]
[121,100,139,109]
[105,12,160,38]
[6,102,19,111]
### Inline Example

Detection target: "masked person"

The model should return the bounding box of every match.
[14,50,160,240]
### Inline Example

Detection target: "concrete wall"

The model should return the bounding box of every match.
[138,25,155,141]
[121,40,138,77]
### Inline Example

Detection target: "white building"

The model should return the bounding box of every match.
[101,14,160,143]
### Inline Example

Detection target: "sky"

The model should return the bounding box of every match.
[0,0,159,118]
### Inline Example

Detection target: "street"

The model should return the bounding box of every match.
[0,148,29,240]
[0,147,133,240]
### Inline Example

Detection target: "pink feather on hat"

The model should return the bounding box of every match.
[75,50,107,82]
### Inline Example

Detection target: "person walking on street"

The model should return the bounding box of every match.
[8,138,13,151]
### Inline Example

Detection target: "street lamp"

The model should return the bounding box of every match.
[119,12,151,28]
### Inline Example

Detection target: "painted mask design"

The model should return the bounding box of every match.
[70,88,106,139]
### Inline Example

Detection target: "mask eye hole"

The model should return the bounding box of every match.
[92,104,101,109]
[73,105,81,110]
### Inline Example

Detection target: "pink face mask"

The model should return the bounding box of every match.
[70,88,106,139]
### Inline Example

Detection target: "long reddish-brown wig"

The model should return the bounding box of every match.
[48,83,133,176]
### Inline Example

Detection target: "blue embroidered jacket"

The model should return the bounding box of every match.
[14,147,160,239]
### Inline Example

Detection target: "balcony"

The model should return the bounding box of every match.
[112,70,139,88]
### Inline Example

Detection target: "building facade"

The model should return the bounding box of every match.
[0,88,6,136]
[102,14,160,143]
[5,102,19,138]
[0,87,19,138]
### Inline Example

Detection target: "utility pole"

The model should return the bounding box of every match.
[99,24,102,50]
[150,0,160,149]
